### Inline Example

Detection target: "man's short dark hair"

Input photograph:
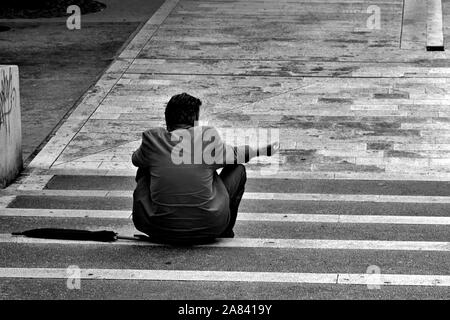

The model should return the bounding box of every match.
[165,93,202,130]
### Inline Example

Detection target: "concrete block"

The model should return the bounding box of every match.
[427,0,444,51]
[0,66,22,188]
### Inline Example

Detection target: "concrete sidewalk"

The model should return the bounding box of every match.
[23,0,450,181]
[1,0,450,299]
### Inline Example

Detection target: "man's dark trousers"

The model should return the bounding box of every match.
[132,164,247,242]
[218,164,247,238]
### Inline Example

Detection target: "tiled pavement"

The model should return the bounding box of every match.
[1,0,450,299]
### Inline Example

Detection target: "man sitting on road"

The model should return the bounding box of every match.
[132,93,278,244]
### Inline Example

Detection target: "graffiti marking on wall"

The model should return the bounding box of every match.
[0,69,17,135]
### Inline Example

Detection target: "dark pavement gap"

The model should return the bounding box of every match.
[8,195,450,217]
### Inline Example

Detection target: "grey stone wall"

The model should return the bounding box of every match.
[0,65,22,188]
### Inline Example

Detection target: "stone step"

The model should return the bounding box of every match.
[44,175,450,196]
[3,208,449,225]
[2,234,449,252]
[1,277,448,299]
[7,195,450,217]
[7,190,450,204]
[2,216,450,242]
[2,242,448,276]
[1,268,449,290]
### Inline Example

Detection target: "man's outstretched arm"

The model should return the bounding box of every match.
[207,127,279,166]
[231,142,279,164]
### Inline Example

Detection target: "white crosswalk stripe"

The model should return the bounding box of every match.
[5,190,450,203]
[2,208,450,225]
[44,169,450,181]
[1,234,449,251]
[1,267,449,287]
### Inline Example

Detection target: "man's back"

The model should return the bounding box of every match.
[131,126,232,241]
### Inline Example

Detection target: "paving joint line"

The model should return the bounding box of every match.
[119,72,450,79]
